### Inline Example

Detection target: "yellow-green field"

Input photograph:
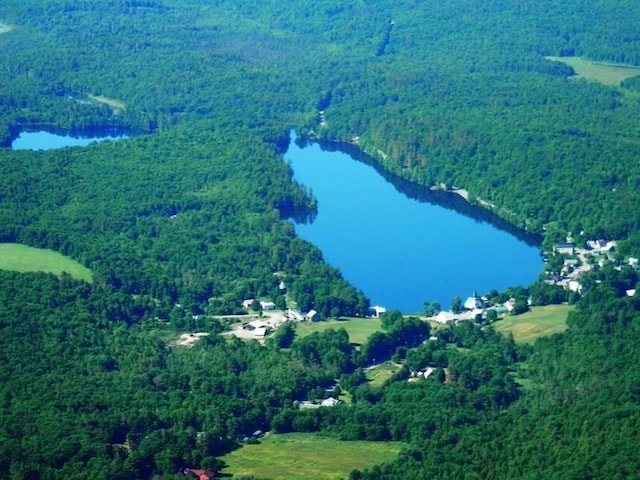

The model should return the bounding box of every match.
[87,94,126,112]
[493,304,572,343]
[296,317,382,345]
[546,56,640,86]
[220,432,406,480]
[0,243,93,282]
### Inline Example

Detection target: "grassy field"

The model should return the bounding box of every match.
[220,432,406,480]
[87,94,126,112]
[296,317,382,345]
[0,243,93,282]
[547,56,640,86]
[493,304,572,344]
[366,361,402,388]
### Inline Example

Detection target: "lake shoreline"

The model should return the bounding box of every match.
[300,130,542,247]
[288,131,542,313]
[5,127,133,150]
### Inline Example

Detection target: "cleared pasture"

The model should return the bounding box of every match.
[0,243,93,281]
[493,304,571,343]
[295,317,382,345]
[87,94,126,112]
[220,432,405,480]
[547,56,640,86]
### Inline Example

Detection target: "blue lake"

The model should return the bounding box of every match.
[11,130,128,150]
[286,134,542,314]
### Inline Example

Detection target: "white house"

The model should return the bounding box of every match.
[554,243,576,255]
[587,239,616,253]
[504,298,515,313]
[248,320,268,329]
[433,309,480,324]
[464,293,483,310]
[321,397,341,407]
[434,311,454,324]
[370,305,387,317]
[242,299,255,309]
[568,281,582,293]
[260,301,276,311]
[285,309,304,321]
[254,327,268,337]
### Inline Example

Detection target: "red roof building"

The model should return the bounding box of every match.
[185,468,215,480]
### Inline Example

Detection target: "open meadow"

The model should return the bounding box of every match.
[366,361,403,388]
[295,317,382,345]
[547,56,640,86]
[87,94,126,113]
[0,243,93,281]
[220,432,406,480]
[493,304,572,343]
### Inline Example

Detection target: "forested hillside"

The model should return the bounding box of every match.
[2,0,640,478]
[308,0,640,239]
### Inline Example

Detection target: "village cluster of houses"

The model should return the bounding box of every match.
[545,239,628,295]
[237,299,318,339]
[544,238,640,299]
[431,238,634,324]
[431,291,532,324]
[234,238,631,338]
[233,302,393,340]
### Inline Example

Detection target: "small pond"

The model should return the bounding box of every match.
[11,130,128,150]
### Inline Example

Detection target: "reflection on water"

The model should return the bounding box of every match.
[10,130,129,150]
[310,136,541,247]
[287,132,542,313]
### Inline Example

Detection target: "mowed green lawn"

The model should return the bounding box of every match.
[547,56,640,86]
[296,317,382,345]
[493,304,572,343]
[220,432,406,480]
[0,243,93,281]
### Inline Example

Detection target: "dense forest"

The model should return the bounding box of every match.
[2,0,640,478]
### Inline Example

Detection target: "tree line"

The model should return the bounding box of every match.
[1,0,640,477]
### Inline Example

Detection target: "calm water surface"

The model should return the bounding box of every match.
[286,134,542,313]
[9,129,541,313]
[11,130,128,150]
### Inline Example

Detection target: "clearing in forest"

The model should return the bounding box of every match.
[296,317,382,345]
[0,243,93,282]
[87,94,126,113]
[546,56,640,86]
[493,304,571,343]
[366,361,402,387]
[220,432,406,480]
